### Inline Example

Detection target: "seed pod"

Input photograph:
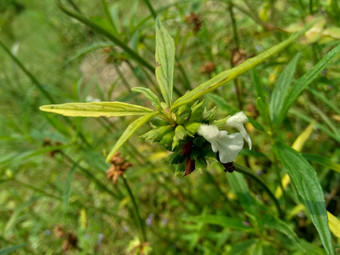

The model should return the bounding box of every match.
[181,141,193,156]
[184,157,195,176]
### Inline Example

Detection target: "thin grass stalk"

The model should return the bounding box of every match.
[122,175,147,242]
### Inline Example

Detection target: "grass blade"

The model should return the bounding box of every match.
[184,215,252,231]
[0,244,25,255]
[274,142,334,255]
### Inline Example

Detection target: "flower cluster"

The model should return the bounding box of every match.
[141,100,251,176]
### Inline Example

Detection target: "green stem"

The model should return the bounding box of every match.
[142,0,157,19]
[234,163,283,218]
[55,0,154,72]
[113,63,132,90]
[66,0,82,12]
[228,2,240,49]
[309,0,313,15]
[100,0,116,30]
[122,175,147,242]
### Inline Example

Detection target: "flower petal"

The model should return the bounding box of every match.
[215,133,244,163]
[226,112,252,149]
[198,124,220,142]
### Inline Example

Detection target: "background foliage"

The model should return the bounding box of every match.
[1,0,340,254]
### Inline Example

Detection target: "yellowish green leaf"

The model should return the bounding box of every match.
[327,211,340,239]
[40,102,153,117]
[106,112,158,162]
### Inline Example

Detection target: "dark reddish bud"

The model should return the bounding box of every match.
[181,142,193,156]
[222,162,235,173]
[184,158,195,176]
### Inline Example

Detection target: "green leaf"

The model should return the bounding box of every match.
[131,87,161,107]
[0,244,25,255]
[63,164,77,209]
[290,109,340,143]
[227,172,258,217]
[255,97,271,127]
[303,153,340,174]
[171,24,315,110]
[172,125,187,149]
[228,240,257,255]
[67,42,114,63]
[252,68,268,105]
[184,215,253,231]
[40,102,154,117]
[274,142,334,255]
[262,214,304,250]
[276,44,340,127]
[155,18,175,106]
[141,125,173,142]
[106,112,158,162]
[270,53,301,127]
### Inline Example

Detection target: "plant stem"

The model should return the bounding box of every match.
[309,0,313,15]
[142,0,157,19]
[228,2,240,50]
[122,175,147,242]
[234,163,283,218]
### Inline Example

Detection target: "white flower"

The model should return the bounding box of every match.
[197,112,252,163]
[198,124,244,163]
[226,111,252,149]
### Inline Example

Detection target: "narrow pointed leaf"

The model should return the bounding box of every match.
[262,215,304,250]
[274,142,334,255]
[131,87,161,107]
[276,43,340,127]
[171,23,315,110]
[303,153,340,174]
[0,244,25,255]
[106,112,158,162]
[155,18,175,106]
[185,215,252,231]
[40,102,153,117]
[270,53,301,127]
